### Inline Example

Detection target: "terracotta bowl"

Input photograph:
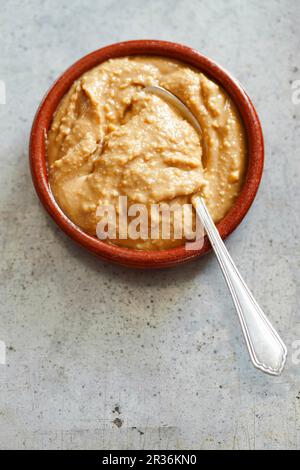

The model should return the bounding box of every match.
[29,40,264,269]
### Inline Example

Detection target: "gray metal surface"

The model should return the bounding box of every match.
[0,0,299,450]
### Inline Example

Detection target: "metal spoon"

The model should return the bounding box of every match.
[145,85,287,375]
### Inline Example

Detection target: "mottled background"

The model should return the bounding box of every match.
[0,0,299,450]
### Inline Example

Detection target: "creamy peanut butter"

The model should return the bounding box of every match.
[47,56,246,250]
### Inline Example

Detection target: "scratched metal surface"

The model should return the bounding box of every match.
[0,0,299,450]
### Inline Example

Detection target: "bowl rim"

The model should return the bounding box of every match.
[29,39,264,269]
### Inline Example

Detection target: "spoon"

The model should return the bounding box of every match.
[145,85,287,376]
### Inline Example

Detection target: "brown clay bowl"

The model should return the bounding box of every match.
[29,40,264,269]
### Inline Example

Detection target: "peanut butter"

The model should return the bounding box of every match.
[47,56,246,250]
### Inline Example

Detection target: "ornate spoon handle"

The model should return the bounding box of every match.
[194,196,287,375]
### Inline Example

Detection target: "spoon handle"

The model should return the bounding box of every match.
[194,197,287,375]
